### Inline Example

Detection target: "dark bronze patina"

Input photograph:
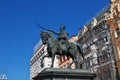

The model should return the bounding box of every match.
[38,24,84,68]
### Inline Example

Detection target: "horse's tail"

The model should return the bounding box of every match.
[76,43,84,60]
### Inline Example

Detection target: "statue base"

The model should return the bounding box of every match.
[33,68,96,80]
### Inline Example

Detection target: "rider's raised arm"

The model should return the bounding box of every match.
[48,29,59,35]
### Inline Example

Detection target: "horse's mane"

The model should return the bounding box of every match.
[46,31,56,40]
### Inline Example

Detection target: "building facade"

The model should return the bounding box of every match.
[78,17,116,80]
[77,0,120,79]
[30,45,48,80]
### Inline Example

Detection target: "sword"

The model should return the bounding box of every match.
[37,23,50,31]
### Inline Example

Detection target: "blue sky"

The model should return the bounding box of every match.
[0,0,109,80]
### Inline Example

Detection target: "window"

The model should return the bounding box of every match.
[103,37,108,42]
[116,28,120,36]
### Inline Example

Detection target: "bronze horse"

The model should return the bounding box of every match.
[40,31,84,68]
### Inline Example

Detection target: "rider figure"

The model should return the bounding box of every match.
[49,25,69,52]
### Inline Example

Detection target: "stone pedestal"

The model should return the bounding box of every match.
[33,68,96,80]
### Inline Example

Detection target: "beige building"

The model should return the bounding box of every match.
[107,0,120,78]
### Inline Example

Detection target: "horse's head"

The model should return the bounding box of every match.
[40,31,51,44]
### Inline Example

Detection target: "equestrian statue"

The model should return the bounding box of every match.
[37,24,84,69]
